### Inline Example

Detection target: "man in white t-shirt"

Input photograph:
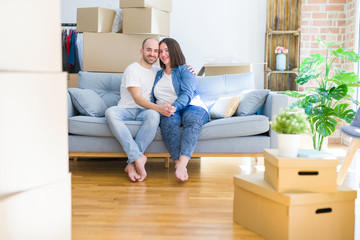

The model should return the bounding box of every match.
[105,38,174,182]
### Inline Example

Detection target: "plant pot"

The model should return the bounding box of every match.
[276,54,286,71]
[278,133,301,158]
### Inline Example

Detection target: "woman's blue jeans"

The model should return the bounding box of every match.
[160,105,209,161]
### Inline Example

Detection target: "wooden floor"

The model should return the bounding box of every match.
[70,147,360,240]
[71,157,265,240]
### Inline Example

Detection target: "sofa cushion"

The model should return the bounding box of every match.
[68,116,163,140]
[68,88,108,117]
[196,72,255,110]
[199,115,269,140]
[78,71,122,107]
[210,96,241,119]
[235,89,270,116]
[69,115,269,141]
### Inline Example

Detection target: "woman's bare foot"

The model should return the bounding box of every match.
[175,164,188,181]
[125,163,140,182]
[174,156,190,181]
[174,160,180,168]
[135,155,147,181]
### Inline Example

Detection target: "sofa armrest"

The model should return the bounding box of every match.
[263,92,289,148]
[67,91,77,118]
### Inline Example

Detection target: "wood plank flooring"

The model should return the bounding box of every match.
[71,157,265,240]
[71,149,360,240]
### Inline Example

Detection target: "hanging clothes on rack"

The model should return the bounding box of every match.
[67,31,76,73]
[76,33,83,72]
[61,26,83,73]
[62,30,69,72]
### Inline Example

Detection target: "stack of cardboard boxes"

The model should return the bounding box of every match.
[0,0,71,239]
[233,149,357,240]
[74,0,172,81]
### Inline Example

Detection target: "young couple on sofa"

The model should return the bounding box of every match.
[105,38,209,182]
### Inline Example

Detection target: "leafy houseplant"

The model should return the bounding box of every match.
[283,38,360,151]
[271,107,309,134]
[271,107,309,158]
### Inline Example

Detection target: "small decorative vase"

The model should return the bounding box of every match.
[277,133,301,158]
[276,54,286,71]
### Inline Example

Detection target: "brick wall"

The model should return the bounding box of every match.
[300,0,358,145]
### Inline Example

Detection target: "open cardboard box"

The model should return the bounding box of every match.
[264,149,338,193]
[233,174,356,240]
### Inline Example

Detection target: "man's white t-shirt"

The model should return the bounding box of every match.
[118,62,159,108]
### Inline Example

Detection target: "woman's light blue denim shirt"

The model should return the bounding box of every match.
[152,65,199,112]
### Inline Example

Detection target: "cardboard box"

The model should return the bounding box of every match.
[0,174,71,240]
[264,149,338,193]
[120,0,172,12]
[83,33,159,73]
[123,8,170,36]
[0,0,61,72]
[198,63,253,76]
[0,72,68,195]
[67,73,78,88]
[233,174,357,240]
[77,7,115,33]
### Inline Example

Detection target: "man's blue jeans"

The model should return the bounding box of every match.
[105,107,160,163]
[160,105,209,161]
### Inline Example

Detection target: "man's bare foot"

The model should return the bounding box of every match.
[135,155,147,181]
[125,163,140,182]
[175,162,188,181]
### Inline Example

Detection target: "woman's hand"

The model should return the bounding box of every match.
[158,103,176,117]
[187,65,197,75]
[168,102,176,114]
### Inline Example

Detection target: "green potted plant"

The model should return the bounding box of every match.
[271,107,309,157]
[283,38,360,151]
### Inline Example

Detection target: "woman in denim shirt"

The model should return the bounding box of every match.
[152,38,209,181]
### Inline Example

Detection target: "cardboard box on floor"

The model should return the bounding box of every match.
[233,174,357,240]
[120,0,172,12]
[77,7,115,33]
[0,72,68,195]
[0,174,71,240]
[123,8,170,36]
[1,0,61,72]
[83,33,159,73]
[264,149,338,193]
[198,63,253,76]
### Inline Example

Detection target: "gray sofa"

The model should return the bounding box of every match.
[67,71,288,165]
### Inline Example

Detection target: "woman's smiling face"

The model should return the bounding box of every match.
[159,42,170,67]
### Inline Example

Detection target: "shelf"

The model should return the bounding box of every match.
[267,70,298,74]
[266,28,300,36]
[266,68,298,75]
[265,0,302,91]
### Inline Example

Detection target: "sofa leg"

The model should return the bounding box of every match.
[164,157,170,169]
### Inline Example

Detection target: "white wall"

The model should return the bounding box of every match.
[61,0,118,23]
[61,0,266,88]
[171,0,266,88]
